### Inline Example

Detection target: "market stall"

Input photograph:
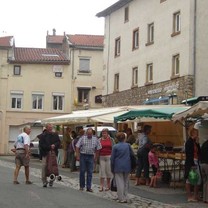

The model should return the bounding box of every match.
[114,106,190,188]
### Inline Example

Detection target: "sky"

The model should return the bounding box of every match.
[0,0,118,48]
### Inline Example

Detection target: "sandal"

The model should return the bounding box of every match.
[13,181,20,184]
[99,187,104,192]
[26,181,33,184]
[105,188,110,191]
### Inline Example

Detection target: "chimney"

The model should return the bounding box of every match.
[53,28,56,36]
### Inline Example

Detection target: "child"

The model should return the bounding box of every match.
[148,145,159,188]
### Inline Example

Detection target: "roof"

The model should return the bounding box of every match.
[0,36,14,48]
[96,0,133,17]
[181,96,208,106]
[41,107,128,125]
[67,34,104,48]
[114,106,189,123]
[172,101,208,123]
[47,35,64,44]
[9,48,70,65]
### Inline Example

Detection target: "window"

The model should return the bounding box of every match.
[146,63,153,83]
[53,65,63,77]
[77,88,90,103]
[79,58,90,73]
[132,67,138,86]
[172,54,180,76]
[147,23,154,44]
[124,6,129,22]
[132,28,139,50]
[114,73,119,91]
[32,93,43,110]
[11,91,23,109]
[172,11,181,36]
[53,94,64,111]
[13,65,21,75]
[55,72,62,77]
[115,37,121,57]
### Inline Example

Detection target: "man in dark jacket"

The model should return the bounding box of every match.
[39,123,61,187]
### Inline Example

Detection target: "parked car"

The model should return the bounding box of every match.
[30,137,40,156]
[30,134,63,157]
[83,126,117,138]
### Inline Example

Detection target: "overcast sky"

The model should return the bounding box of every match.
[0,0,118,48]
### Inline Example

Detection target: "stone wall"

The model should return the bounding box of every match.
[102,76,194,107]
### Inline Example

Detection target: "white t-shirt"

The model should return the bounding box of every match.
[14,132,30,149]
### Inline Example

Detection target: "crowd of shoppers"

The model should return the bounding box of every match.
[13,121,208,205]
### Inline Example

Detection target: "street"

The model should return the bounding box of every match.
[0,156,207,208]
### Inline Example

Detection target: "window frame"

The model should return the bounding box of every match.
[13,65,21,76]
[146,23,154,45]
[115,37,121,57]
[77,88,90,104]
[132,67,138,87]
[146,63,153,84]
[79,58,91,73]
[172,11,181,36]
[55,72,62,77]
[172,54,180,76]
[32,93,44,110]
[52,94,64,111]
[132,28,139,50]
[124,6,129,22]
[114,73,119,92]
[11,91,23,109]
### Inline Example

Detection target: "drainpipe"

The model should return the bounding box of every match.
[106,15,111,96]
[193,0,197,96]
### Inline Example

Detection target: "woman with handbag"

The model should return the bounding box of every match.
[184,128,201,202]
[98,128,115,191]
[111,132,134,203]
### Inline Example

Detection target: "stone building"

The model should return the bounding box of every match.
[97,0,208,107]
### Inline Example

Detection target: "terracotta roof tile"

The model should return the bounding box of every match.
[10,48,70,64]
[67,34,104,47]
[47,35,64,44]
[0,36,14,48]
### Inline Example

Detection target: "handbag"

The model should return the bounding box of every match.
[129,145,137,171]
[110,176,117,192]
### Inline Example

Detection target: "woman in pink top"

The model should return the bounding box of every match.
[98,128,114,191]
[148,145,159,188]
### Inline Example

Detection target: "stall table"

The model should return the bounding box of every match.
[158,152,185,188]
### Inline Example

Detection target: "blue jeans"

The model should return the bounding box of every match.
[79,154,94,189]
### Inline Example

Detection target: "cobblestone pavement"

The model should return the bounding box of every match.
[0,159,207,208]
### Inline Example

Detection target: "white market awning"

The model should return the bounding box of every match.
[172,101,208,123]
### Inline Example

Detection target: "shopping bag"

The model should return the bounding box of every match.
[188,168,199,185]
[110,176,117,192]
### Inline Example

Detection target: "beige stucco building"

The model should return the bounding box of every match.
[97,0,208,106]
[0,32,104,154]
[0,36,71,154]
[46,31,104,110]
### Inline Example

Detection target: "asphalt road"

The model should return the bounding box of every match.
[0,155,207,208]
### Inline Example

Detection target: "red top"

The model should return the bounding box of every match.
[99,137,112,156]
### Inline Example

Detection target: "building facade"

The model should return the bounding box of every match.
[0,36,71,153]
[97,0,208,106]
[46,31,104,110]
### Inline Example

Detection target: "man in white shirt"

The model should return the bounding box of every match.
[13,125,32,184]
